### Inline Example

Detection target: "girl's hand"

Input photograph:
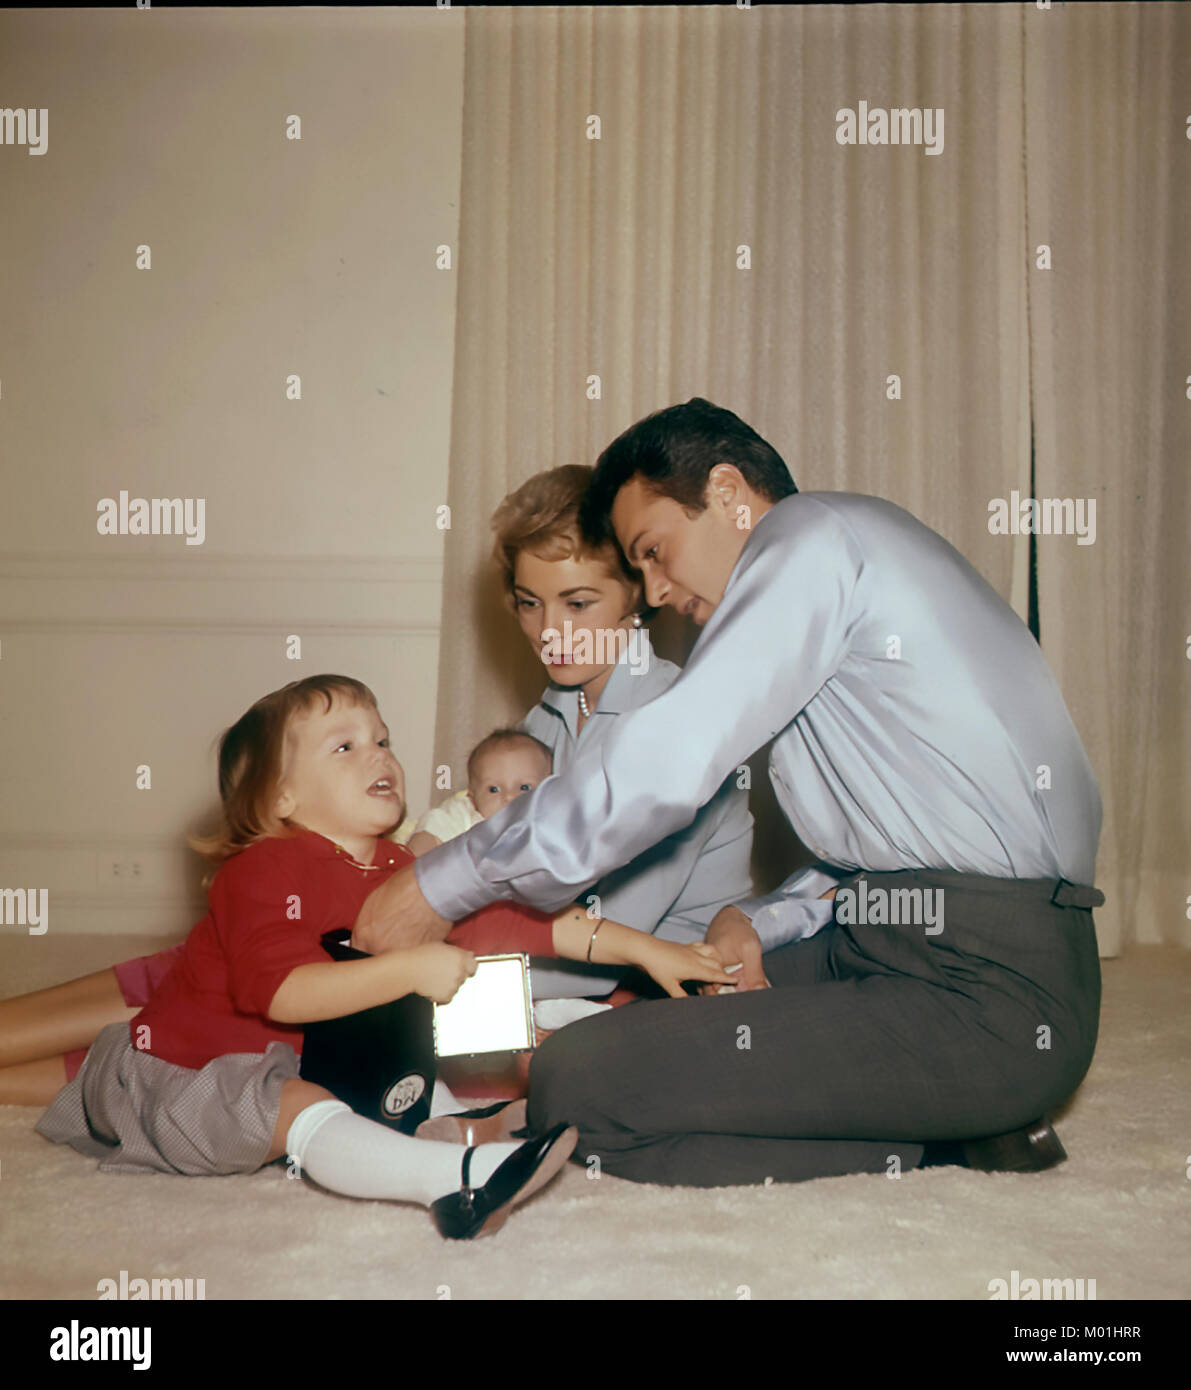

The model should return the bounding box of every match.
[632,936,739,1000]
[405,942,477,1003]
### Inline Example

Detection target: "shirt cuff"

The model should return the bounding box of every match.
[735,894,836,952]
[733,865,843,952]
[414,830,502,921]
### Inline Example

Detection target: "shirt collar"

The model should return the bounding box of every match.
[286,826,410,867]
[538,628,668,719]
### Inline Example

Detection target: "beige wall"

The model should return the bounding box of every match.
[0,10,464,932]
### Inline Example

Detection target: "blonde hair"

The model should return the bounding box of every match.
[490,465,646,612]
[189,674,377,884]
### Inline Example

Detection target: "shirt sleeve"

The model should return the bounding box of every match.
[447,902,556,957]
[734,863,843,951]
[414,498,864,920]
[211,842,329,1019]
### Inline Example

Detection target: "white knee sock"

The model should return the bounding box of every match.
[286,1100,521,1207]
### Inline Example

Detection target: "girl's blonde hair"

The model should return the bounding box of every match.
[189,674,378,883]
[490,464,648,614]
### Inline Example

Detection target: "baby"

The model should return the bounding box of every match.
[404,728,553,857]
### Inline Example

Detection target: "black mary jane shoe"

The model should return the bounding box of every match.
[921,1117,1068,1173]
[430,1122,578,1240]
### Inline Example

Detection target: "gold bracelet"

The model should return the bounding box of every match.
[586,917,604,963]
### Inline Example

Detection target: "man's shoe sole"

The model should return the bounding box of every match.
[961,1119,1067,1173]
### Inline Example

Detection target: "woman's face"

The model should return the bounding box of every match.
[511,548,638,688]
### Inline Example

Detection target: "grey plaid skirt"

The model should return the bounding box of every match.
[36,1021,300,1176]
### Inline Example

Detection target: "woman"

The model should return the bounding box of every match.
[0,466,755,1100]
[487,464,753,998]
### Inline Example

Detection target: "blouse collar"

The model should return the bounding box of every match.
[538,629,672,723]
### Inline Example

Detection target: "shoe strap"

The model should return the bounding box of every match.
[460,1146,477,1203]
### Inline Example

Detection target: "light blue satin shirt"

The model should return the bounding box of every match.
[417,493,1102,951]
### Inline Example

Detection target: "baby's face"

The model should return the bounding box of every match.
[469,743,552,818]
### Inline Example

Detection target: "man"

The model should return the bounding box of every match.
[357,398,1103,1186]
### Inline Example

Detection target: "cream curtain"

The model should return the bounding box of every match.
[1025,1,1191,951]
[434,3,1189,952]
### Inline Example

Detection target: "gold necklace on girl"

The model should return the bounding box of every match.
[330,842,401,872]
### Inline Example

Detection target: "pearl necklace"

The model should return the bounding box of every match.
[572,614,643,722]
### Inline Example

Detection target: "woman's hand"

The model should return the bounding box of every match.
[629,936,739,1000]
[699,905,769,993]
[550,907,736,998]
[405,942,477,1004]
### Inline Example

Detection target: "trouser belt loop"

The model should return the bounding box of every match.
[1051,879,1105,910]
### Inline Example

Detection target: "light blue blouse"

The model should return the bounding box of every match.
[518,630,755,996]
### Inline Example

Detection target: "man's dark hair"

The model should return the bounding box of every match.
[579,397,797,546]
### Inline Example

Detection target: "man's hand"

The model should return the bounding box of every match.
[700,905,769,994]
[352,862,453,954]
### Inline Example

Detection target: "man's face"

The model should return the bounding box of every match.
[610,471,757,626]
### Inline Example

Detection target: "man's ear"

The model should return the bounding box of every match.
[706,462,750,515]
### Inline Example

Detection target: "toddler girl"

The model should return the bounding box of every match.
[36,675,733,1239]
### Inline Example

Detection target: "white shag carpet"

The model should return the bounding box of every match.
[1,935,1187,1300]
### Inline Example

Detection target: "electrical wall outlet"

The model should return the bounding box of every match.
[103,858,145,884]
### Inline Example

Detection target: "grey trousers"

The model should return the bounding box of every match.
[526,871,1103,1187]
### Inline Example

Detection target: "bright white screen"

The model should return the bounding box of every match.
[432,956,533,1057]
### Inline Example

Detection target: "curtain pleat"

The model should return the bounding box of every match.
[433,5,1185,950]
[1025,1,1191,951]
